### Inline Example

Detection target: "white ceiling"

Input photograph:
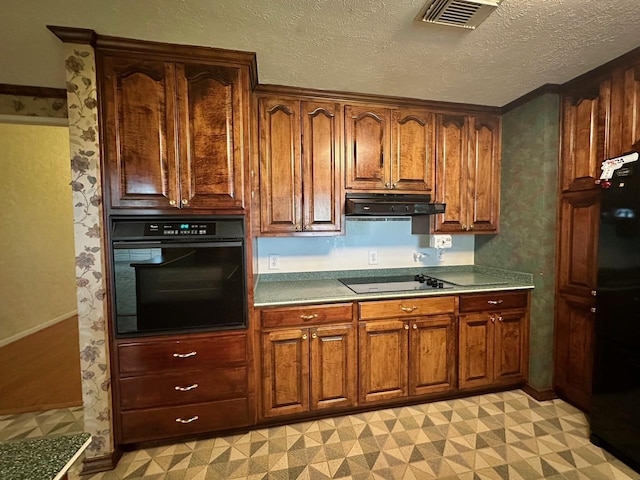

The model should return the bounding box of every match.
[3,0,640,106]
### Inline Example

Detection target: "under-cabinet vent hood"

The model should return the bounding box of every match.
[345,193,445,217]
[415,0,502,30]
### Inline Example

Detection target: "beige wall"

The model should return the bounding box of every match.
[0,122,76,343]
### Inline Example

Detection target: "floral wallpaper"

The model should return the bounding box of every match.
[63,44,112,459]
[0,94,67,117]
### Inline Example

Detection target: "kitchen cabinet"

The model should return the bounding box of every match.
[358,297,456,404]
[344,105,434,193]
[115,331,251,444]
[259,303,356,418]
[258,96,342,234]
[100,54,250,210]
[458,292,528,390]
[433,114,501,234]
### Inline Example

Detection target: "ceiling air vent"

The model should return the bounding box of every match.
[416,0,502,29]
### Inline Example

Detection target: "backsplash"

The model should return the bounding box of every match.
[256,218,474,273]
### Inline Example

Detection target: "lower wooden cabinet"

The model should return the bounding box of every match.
[259,303,356,418]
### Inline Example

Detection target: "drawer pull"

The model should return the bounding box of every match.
[487,300,503,305]
[174,383,199,392]
[173,351,197,358]
[175,415,199,424]
[299,314,319,321]
[400,305,418,313]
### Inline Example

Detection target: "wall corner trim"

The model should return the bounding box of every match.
[47,25,97,45]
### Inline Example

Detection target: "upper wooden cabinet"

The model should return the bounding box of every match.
[433,114,501,234]
[258,96,342,234]
[344,105,435,193]
[100,54,250,211]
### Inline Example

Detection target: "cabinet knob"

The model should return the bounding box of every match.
[400,305,418,313]
[169,199,177,206]
[311,332,317,339]
[462,224,467,230]
[404,324,409,330]
[590,307,596,313]
[489,315,495,323]
[591,290,597,296]
[181,199,189,206]
[299,314,318,321]
[412,323,418,330]
[175,415,199,424]
[468,225,474,230]
[392,182,398,189]
[385,182,391,188]
[497,316,504,322]
[302,333,308,340]
[295,224,302,231]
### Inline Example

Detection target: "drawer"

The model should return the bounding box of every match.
[261,303,353,328]
[119,366,247,410]
[120,398,251,444]
[359,296,455,320]
[118,333,246,375]
[459,291,528,313]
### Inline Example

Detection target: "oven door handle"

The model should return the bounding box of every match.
[112,241,243,248]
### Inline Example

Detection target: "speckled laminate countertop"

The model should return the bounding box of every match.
[254,265,534,307]
[0,433,91,480]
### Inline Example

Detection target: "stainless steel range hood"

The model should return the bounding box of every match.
[345,193,445,217]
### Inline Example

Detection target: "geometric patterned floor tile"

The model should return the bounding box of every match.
[3,390,639,480]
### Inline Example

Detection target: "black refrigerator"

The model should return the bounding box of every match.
[590,155,640,472]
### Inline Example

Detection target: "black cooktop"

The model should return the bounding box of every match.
[338,274,455,294]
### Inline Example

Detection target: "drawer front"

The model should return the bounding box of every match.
[459,291,528,313]
[119,366,247,410]
[118,333,247,375]
[359,296,455,320]
[120,398,251,444]
[261,303,353,328]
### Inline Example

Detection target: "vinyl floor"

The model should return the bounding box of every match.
[0,390,638,479]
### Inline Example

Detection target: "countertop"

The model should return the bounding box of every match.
[254,265,534,307]
[0,433,91,480]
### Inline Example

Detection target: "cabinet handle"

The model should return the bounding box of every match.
[404,324,409,330]
[169,199,177,206]
[302,333,308,340]
[174,384,199,392]
[412,323,418,330]
[173,351,197,358]
[175,415,199,424]
[400,305,418,313]
[311,332,317,339]
[487,300,503,305]
[181,199,188,206]
[590,307,596,313]
[299,314,318,321]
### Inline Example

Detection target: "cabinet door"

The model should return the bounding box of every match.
[301,101,342,232]
[621,64,640,153]
[176,63,245,209]
[459,313,493,389]
[262,329,309,417]
[259,97,302,233]
[433,114,468,233]
[493,311,527,384]
[554,294,595,412]
[391,108,434,192]
[344,105,390,190]
[310,324,356,410]
[468,115,500,233]
[557,190,601,297]
[102,56,178,208]
[358,320,408,403]
[409,315,456,396]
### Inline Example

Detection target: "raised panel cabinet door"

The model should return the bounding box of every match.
[433,114,468,233]
[622,64,640,153]
[301,101,342,232]
[259,97,302,233]
[358,320,408,403]
[176,63,245,209]
[391,108,435,192]
[310,324,356,410]
[553,294,595,412]
[468,115,501,233]
[344,105,390,190]
[459,313,494,390]
[560,90,602,191]
[262,329,309,417]
[556,190,601,297]
[409,315,456,396]
[493,311,527,384]
[101,56,178,208]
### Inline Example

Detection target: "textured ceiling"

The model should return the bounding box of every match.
[3,0,640,106]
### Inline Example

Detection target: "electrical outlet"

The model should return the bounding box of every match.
[368,250,378,265]
[268,254,280,270]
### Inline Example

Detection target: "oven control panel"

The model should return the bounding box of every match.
[144,222,216,236]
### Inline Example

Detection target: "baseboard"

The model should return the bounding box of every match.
[0,400,82,416]
[521,384,557,402]
[0,310,77,348]
[81,447,123,475]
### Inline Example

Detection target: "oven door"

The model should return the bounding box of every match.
[112,241,246,337]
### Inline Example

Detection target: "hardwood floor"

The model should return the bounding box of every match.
[0,315,82,414]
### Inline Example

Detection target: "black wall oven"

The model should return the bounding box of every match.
[109,217,247,337]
